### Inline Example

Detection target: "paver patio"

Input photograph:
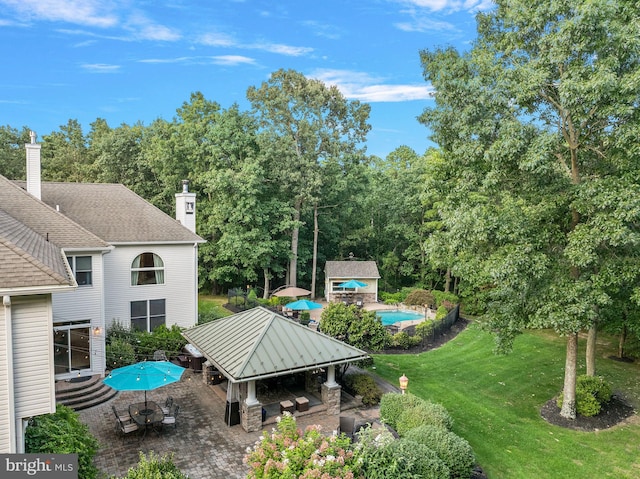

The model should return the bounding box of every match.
[79,369,384,478]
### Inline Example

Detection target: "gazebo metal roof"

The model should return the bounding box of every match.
[182,306,368,383]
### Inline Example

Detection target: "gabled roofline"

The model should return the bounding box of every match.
[1,284,77,296]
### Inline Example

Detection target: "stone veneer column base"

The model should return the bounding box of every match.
[321,383,341,416]
[242,402,263,433]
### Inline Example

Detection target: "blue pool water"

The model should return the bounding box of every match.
[376,310,425,326]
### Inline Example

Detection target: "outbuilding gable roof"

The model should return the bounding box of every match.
[0,175,110,250]
[182,306,368,382]
[0,210,75,291]
[325,260,380,279]
[17,181,204,244]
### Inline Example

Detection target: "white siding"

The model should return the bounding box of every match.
[12,296,56,419]
[52,251,106,376]
[0,303,11,452]
[104,244,198,331]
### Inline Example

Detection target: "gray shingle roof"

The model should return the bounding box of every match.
[1,176,110,250]
[31,182,203,244]
[325,261,380,279]
[0,210,75,290]
[182,306,369,382]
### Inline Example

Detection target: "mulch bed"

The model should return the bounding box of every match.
[540,395,636,431]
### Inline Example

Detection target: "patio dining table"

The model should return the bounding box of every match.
[129,400,164,439]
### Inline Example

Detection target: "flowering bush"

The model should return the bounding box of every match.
[244,413,363,479]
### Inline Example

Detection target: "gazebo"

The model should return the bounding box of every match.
[182,306,369,432]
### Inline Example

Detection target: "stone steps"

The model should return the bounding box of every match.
[55,374,118,411]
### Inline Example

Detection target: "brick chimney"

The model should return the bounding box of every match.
[175,179,196,233]
[25,131,41,200]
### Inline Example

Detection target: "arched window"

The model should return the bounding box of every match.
[131,253,164,286]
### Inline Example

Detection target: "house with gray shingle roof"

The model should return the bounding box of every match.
[324,260,380,303]
[1,196,78,453]
[4,134,204,384]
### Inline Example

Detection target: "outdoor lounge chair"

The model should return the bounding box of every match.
[161,404,180,430]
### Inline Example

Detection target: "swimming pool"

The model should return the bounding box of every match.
[376,310,425,326]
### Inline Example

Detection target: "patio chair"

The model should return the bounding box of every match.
[337,416,355,440]
[161,404,180,430]
[112,404,132,424]
[116,416,139,443]
[153,350,168,361]
[161,396,174,415]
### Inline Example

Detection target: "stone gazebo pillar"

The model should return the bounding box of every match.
[321,365,341,415]
[241,380,263,432]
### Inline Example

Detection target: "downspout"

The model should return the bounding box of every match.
[4,295,17,452]
[194,243,199,326]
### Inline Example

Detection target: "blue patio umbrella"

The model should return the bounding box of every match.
[103,360,185,412]
[284,299,323,311]
[337,279,367,289]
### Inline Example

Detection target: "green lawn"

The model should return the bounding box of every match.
[371,323,640,479]
[198,294,233,319]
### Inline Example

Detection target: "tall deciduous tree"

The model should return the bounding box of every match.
[42,119,95,182]
[247,69,371,287]
[421,0,640,419]
[0,125,31,179]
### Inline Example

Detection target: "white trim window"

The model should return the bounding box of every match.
[67,255,93,286]
[131,299,166,332]
[131,252,165,286]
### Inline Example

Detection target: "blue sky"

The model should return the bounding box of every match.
[0,0,491,158]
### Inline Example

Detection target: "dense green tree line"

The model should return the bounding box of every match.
[0,71,440,297]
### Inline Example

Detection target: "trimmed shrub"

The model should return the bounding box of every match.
[25,404,99,479]
[405,425,476,479]
[395,400,453,436]
[415,320,435,339]
[404,289,435,307]
[391,331,422,349]
[556,374,613,417]
[119,452,188,479]
[358,437,450,479]
[135,325,187,360]
[435,305,449,321]
[343,373,382,405]
[381,291,404,304]
[431,290,459,308]
[198,308,225,325]
[578,374,613,404]
[105,337,136,369]
[299,310,311,325]
[379,393,425,430]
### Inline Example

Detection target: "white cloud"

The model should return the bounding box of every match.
[0,0,118,27]
[124,11,181,41]
[394,17,457,32]
[198,32,236,47]
[397,0,494,13]
[1,1,181,42]
[310,69,434,102]
[139,55,256,66]
[211,55,256,66]
[196,31,312,57]
[254,42,313,56]
[81,63,121,73]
